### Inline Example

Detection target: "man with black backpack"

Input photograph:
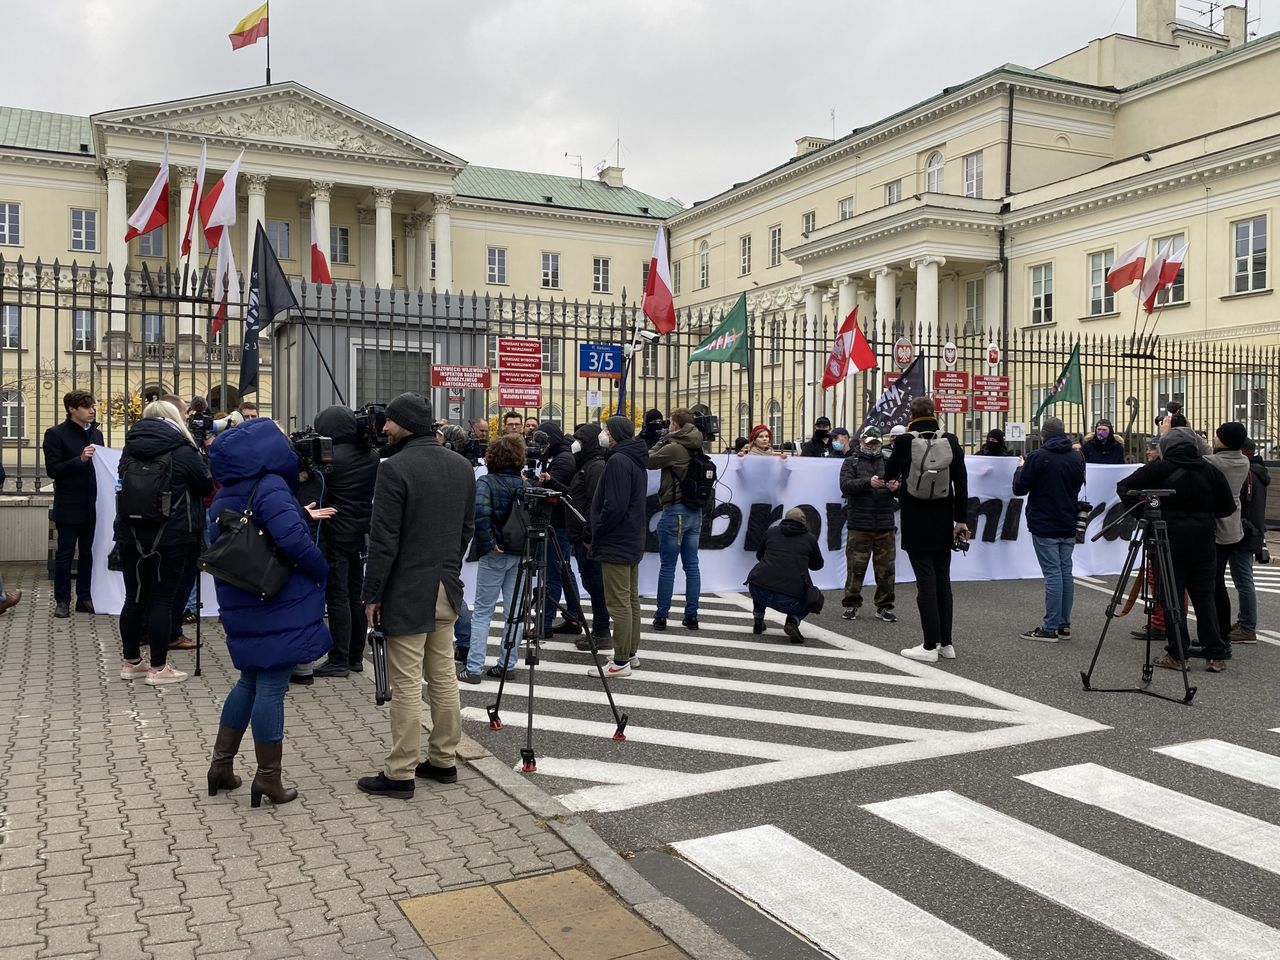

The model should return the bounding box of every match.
[648,408,708,631]
[567,423,612,648]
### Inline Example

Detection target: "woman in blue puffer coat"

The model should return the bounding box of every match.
[203,417,332,808]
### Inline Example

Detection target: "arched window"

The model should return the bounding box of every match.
[737,403,750,440]
[0,389,25,440]
[925,151,944,193]
[767,400,783,440]
[209,384,240,415]
[140,382,168,403]
[698,241,710,289]
[539,403,562,426]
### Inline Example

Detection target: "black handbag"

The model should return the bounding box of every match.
[369,628,391,705]
[804,576,825,615]
[198,481,292,600]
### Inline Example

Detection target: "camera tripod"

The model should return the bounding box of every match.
[1080,489,1197,705]
[487,491,628,772]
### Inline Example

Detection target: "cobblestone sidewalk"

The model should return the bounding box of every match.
[0,565,584,960]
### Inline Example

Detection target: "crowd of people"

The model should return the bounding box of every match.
[8,383,1269,808]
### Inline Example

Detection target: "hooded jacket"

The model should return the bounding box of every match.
[746,518,824,599]
[536,421,576,527]
[43,417,105,524]
[1239,457,1271,552]
[1116,428,1235,548]
[115,418,213,552]
[1207,448,1251,545]
[1081,432,1126,464]
[313,405,378,550]
[207,418,331,671]
[1012,432,1085,539]
[567,423,607,544]
[840,446,897,533]
[590,437,649,565]
[800,431,832,458]
[472,466,525,559]
[976,439,1013,457]
[648,423,704,507]
[883,417,969,552]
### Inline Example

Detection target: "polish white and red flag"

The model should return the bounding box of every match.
[198,149,244,250]
[124,135,170,242]
[210,231,240,335]
[822,306,877,390]
[181,139,208,257]
[1106,239,1147,292]
[310,206,333,284]
[642,225,676,335]
[1139,239,1189,313]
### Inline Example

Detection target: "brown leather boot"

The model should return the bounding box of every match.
[0,591,22,615]
[205,725,245,796]
[250,741,298,808]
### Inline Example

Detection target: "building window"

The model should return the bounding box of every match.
[0,202,19,245]
[963,152,984,198]
[737,403,750,440]
[70,208,97,252]
[698,241,709,289]
[1089,381,1116,426]
[739,236,751,276]
[541,252,560,289]
[0,390,24,440]
[925,151,944,193]
[1154,233,1185,305]
[672,259,682,294]
[767,400,783,439]
[1088,250,1115,316]
[1030,263,1053,325]
[1233,216,1267,293]
[266,219,291,260]
[1,304,18,349]
[330,226,350,264]
[801,211,816,235]
[1030,386,1047,427]
[592,256,610,293]
[1233,372,1267,439]
[488,247,507,285]
[540,336,562,374]
[766,318,782,365]
[963,278,984,336]
[142,313,164,344]
[72,309,95,352]
[885,180,902,205]
[1155,375,1187,415]
[768,225,782,268]
[838,197,854,221]
[139,224,165,258]
[430,242,436,281]
[354,345,433,408]
[642,260,651,291]
[641,340,658,377]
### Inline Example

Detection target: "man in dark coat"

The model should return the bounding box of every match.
[976,428,1013,457]
[534,420,587,635]
[312,405,379,678]
[800,416,833,458]
[1012,417,1086,642]
[1228,438,1270,643]
[590,417,648,679]
[839,426,898,622]
[43,389,104,617]
[746,507,825,643]
[567,422,610,646]
[359,393,475,799]
[884,396,969,662]
[1080,419,1126,464]
[648,409,705,632]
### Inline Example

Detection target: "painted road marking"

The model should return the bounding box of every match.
[673,825,1008,960]
[864,790,1280,960]
[1155,739,1280,790]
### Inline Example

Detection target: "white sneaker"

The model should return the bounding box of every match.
[596,654,639,669]
[938,644,956,660]
[592,661,632,679]
[145,664,189,685]
[900,644,939,663]
[120,659,149,680]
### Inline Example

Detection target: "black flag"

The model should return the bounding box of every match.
[860,355,925,433]
[238,222,299,396]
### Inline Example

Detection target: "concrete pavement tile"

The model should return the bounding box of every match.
[529,906,668,960]
[277,904,337,940]
[430,926,558,960]
[36,921,97,956]
[85,879,140,909]
[226,877,275,909]
[498,869,618,924]
[184,919,248,955]
[180,894,236,927]
[238,930,305,959]
[1,867,45,895]
[0,891,42,921]
[398,885,525,945]
[620,947,689,960]
[0,915,44,949]
[235,900,288,936]
[87,930,152,960]
[177,871,230,900]
[473,863,518,884]
[2,845,44,869]
[344,867,406,898]
[86,903,146,936]
[314,886,379,920]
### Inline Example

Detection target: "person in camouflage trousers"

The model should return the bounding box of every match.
[839,426,899,622]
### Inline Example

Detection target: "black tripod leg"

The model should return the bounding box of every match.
[1149,525,1197,704]
[1081,528,1145,690]
[194,568,202,678]
[487,555,532,731]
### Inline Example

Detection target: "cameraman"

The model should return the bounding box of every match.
[533,421,587,635]
[567,423,611,646]
[648,408,703,631]
[310,405,378,678]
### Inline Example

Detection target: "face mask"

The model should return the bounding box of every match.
[599,427,611,447]
[1096,428,1111,440]
[815,428,829,437]
[832,441,845,452]
[570,440,582,455]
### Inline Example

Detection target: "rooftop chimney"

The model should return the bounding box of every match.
[795,135,833,158]
[1136,0,1175,44]
[1224,4,1247,47]
[597,165,624,189]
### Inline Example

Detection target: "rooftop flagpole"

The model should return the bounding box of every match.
[265,2,271,84]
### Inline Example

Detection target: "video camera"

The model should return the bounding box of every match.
[520,485,585,527]
[1155,401,1185,429]
[290,427,334,476]
[692,411,720,444]
[525,430,550,474]
[355,402,387,450]
[187,404,244,449]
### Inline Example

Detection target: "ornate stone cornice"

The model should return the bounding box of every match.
[448,195,664,231]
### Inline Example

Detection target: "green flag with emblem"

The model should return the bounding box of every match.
[1033,342,1084,419]
[687,293,750,369]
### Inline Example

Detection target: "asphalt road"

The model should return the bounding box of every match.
[461,557,1280,960]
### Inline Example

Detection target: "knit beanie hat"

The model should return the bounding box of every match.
[1217,421,1247,451]
[606,415,635,442]
[987,428,1005,442]
[384,392,434,436]
[1041,416,1065,437]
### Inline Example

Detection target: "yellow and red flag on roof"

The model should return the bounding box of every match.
[229,3,269,50]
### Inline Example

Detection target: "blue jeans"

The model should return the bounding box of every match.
[1228,548,1257,631]
[543,526,584,629]
[218,667,293,744]
[454,600,473,647]
[469,551,523,673]
[656,505,702,620]
[749,584,809,621]
[1033,535,1075,631]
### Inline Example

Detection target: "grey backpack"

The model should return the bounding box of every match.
[906,430,953,500]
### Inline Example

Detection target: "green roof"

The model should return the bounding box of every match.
[0,107,94,156]
[453,165,681,218]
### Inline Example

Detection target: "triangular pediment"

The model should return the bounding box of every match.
[92,82,465,169]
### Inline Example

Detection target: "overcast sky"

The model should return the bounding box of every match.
[14,1,1273,204]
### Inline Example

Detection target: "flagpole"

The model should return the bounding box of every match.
[265,2,271,84]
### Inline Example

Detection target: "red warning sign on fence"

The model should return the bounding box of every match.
[498,385,543,407]
[973,374,1010,393]
[933,393,970,414]
[430,365,491,389]
[932,371,970,392]
[497,338,543,373]
[973,393,1010,412]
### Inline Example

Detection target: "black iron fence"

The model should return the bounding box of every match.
[3,255,1277,489]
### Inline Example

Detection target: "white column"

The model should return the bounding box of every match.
[910,255,945,332]
[245,174,268,270]
[414,213,433,290]
[403,217,418,290]
[104,158,130,295]
[802,284,825,426]
[871,266,899,334]
[373,187,395,289]
[357,207,375,287]
[984,263,1004,341]
[174,166,195,270]
[940,271,959,335]
[309,180,332,285]
[432,194,453,293]
[298,201,311,283]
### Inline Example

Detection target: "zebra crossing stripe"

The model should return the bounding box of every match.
[863,790,1280,960]
[673,825,1008,960]
[1019,762,1280,875]
[1154,739,1280,790]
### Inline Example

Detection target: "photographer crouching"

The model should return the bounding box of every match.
[530,422,588,636]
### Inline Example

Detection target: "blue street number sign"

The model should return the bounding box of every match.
[579,343,623,379]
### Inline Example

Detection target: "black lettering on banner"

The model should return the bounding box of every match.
[744,503,783,552]
[644,495,663,552]
[825,502,847,551]
[966,497,1004,543]
[795,504,822,542]
[1000,498,1023,540]
[700,502,742,550]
